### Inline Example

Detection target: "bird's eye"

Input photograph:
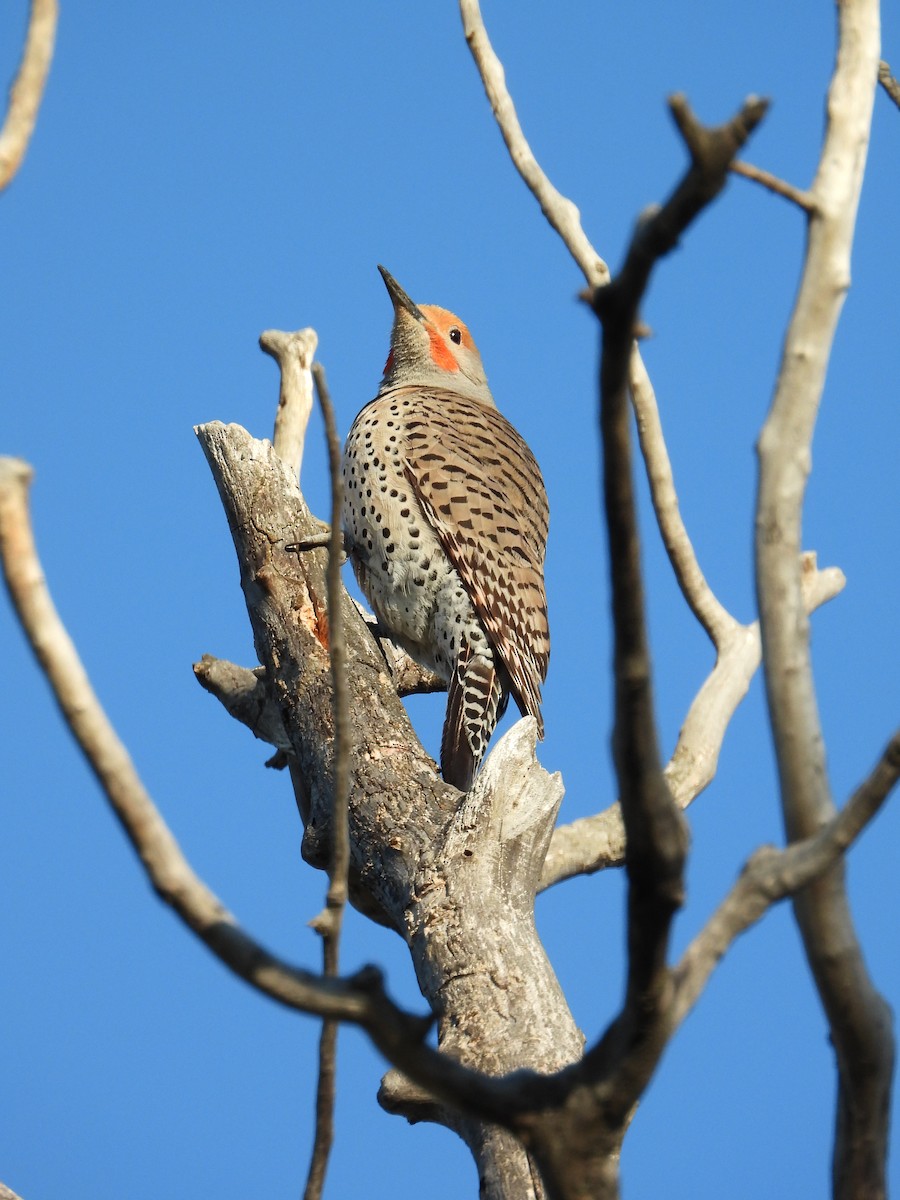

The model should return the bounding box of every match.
[449,326,462,345]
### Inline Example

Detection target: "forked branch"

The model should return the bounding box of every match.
[672,730,900,1027]
[586,90,764,1123]
[541,556,845,887]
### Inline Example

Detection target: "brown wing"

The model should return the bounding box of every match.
[401,387,550,732]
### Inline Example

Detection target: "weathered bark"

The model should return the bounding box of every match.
[196,421,582,1199]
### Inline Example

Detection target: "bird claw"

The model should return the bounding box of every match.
[284,529,348,564]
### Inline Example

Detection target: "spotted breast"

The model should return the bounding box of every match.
[341,268,550,791]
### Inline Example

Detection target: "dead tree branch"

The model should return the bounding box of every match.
[628,349,737,643]
[672,730,900,1028]
[260,327,318,480]
[193,655,293,760]
[0,452,585,1163]
[588,84,765,1122]
[730,159,816,211]
[541,556,845,887]
[311,361,351,936]
[754,3,894,1196]
[460,0,608,288]
[878,59,900,109]
[302,362,350,1200]
[0,0,57,191]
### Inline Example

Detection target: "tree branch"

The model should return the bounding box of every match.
[0,453,581,1151]
[302,363,349,1200]
[259,327,318,480]
[459,0,609,288]
[311,362,351,929]
[581,93,765,1130]
[754,4,893,1196]
[541,556,845,887]
[672,729,900,1028]
[193,655,294,759]
[0,0,57,191]
[729,159,816,211]
[628,348,737,644]
[878,59,900,109]
[195,629,443,767]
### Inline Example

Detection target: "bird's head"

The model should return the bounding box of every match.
[377,266,493,406]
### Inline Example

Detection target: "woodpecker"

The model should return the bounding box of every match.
[341,267,549,791]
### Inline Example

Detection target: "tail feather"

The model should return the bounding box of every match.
[441,643,506,792]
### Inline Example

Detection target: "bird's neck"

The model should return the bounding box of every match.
[378,367,496,408]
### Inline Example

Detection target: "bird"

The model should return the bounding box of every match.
[341,266,550,791]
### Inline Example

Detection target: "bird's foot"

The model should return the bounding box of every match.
[284,525,348,563]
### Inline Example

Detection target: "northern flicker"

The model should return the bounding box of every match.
[341,267,550,791]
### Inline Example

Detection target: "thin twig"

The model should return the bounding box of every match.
[314,362,351,925]
[598,273,686,1005]
[303,1017,338,1200]
[459,0,609,288]
[0,0,57,191]
[878,60,900,110]
[730,159,816,211]
[302,363,350,1200]
[628,349,737,644]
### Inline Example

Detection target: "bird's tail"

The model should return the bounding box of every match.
[441,643,507,792]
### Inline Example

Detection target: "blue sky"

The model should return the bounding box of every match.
[2,3,898,1198]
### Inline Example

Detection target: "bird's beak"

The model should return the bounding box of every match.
[378,265,425,323]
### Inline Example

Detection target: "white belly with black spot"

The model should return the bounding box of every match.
[341,404,484,681]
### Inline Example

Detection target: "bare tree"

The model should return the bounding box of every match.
[3,3,898,1199]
